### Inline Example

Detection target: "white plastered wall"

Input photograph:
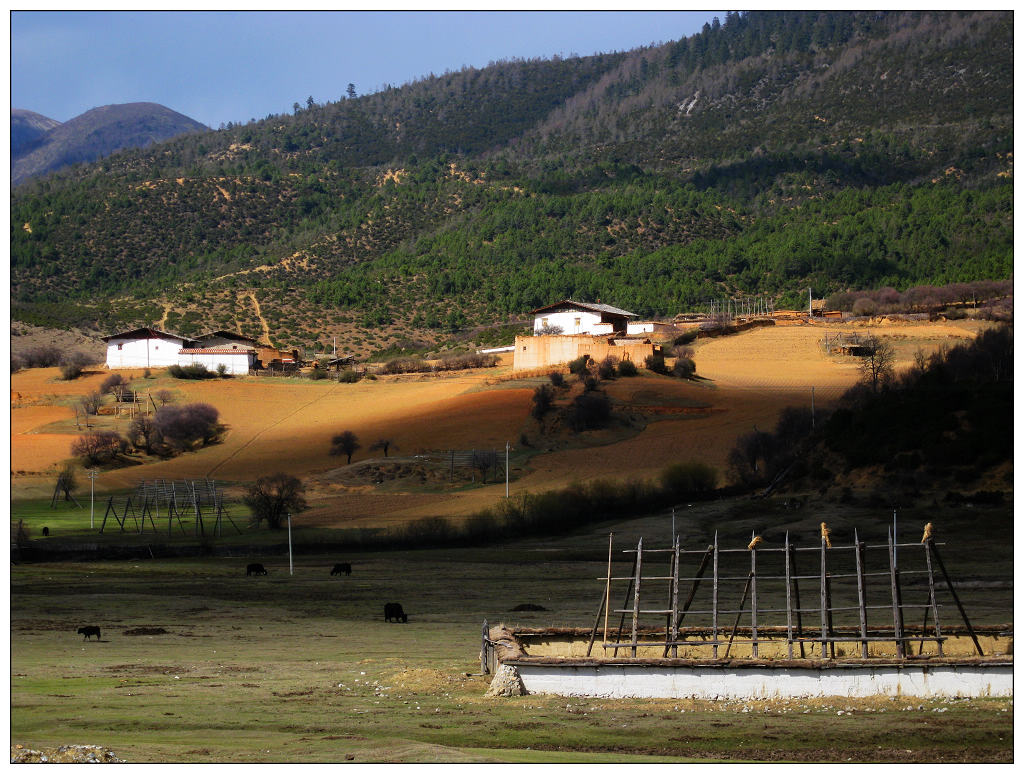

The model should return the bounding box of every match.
[512,663,1013,699]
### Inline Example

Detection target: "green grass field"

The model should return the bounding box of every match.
[10,496,1013,762]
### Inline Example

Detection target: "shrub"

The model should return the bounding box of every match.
[568,355,590,375]
[168,363,217,380]
[660,462,718,498]
[672,356,696,379]
[673,330,698,346]
[308,367,328,380]
[11,354,24,373]
[100,373,127,394]
[549,371,566,388]
[616,358,638,377]
[852,297,878,316]
[565,391,611,431]
[597,356,618,380]
[59,350,94,380]
[644,351,667,374]
[20,345,62,368]
[338,369,362,383]
[154,402,223,451]
[531,384,555,420]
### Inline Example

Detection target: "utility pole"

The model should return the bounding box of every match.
[86,469,99,529]
[808,287,813,318]
[287,513,294,576]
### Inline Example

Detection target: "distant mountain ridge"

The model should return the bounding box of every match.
[11,109,62,157]
[11,102,209,185]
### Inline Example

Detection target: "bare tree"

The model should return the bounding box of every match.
[859,336,896,392]
[369,439,396,458]
[79,392,103,415]
[154,389,175,405]
[330,431,360,464]
[71,431,124,465]
[244,472,307,530]
[471,449,498,483]
[54,464,78,502]
[128,415,163,455]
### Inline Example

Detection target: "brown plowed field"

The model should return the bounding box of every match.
[10,321,988,523]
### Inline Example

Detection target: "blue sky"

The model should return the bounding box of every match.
[11,10,723,129]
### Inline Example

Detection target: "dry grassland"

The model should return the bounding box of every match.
[10,321,988,524]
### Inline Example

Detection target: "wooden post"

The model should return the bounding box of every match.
[724,572,753,659]
[928,540,983,656]
[922,539,943,656]
[585,580,607,658]
[712,531,720,659]
[854,529,869,659]
[669,536,680,657]
[630,538,643,658]
[750,535,759,658]
[820,532,829,658]
[784,532,794,659]
[664,544,713,657]
[888,527,906,658]
[614,551,639,655]
[586,534,612,658]
[604,532,613,646]
[481,620,489,675]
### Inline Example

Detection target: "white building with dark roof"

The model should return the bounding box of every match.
[102,327,259,373]
[101,327,189,369]
[531,300,637,336]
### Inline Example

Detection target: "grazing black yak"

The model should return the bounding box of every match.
[42,527,49,536]
[246,563,268,576]
[77,626,101,640]
[330,563,352,576]
[384,603,408,623]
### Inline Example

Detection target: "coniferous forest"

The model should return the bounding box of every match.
[10,11,1012,354]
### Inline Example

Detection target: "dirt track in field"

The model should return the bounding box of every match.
[10,320,987,521]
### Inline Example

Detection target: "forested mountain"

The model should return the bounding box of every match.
[11,102,209,186]
[10,11,1013,355]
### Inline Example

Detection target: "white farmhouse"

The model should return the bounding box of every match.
[102,327,188,369]
[532,300,637,336]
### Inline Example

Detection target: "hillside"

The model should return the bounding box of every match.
[10,11,1013,354]
[11,109,61,157]
[11,102,209,186]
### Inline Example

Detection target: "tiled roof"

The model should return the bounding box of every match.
[531,300,637,317]
[101,327,186,342]
[178,348,255,355]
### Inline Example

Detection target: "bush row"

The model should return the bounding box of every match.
[381,352,499,374]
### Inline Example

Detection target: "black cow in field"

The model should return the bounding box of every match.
[384,603,408,623]
[77,626,101,640]
[330,563,352,576]
[246,562,268,576]
[42,527,49,537]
